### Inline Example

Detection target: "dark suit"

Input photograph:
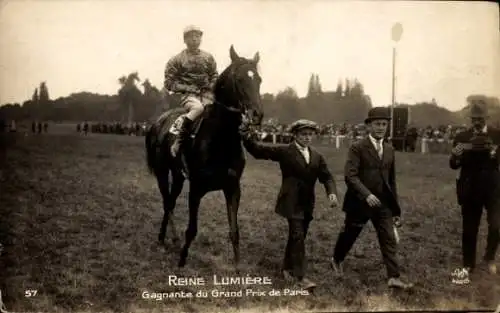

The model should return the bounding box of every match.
[333,136,402,278]
[242,136,337,279]
[450,127,500,269]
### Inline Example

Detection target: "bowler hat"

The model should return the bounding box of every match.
[469,100,489,118]
[364,107,391,124]
[287,119,319,134]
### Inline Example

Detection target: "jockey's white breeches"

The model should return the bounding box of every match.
[181,93,213,121]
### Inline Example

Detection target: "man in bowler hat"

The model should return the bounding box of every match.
[331,107,413,289]
[450,100,500,279]
[239,118,339,290]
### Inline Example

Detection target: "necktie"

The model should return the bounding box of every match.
[376,141,383,159]
[302,147,310,164]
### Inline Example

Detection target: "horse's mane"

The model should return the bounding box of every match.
[213,63,236,99]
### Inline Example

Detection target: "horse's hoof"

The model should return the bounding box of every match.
[178,258,186,268]
[158,234,165,243]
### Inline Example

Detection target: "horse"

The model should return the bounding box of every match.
[145,45,263,267]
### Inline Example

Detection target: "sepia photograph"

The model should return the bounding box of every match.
[0,0,499,312]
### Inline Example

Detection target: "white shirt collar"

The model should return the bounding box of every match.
[473,125,488,134]
[368,134,384,147]
[294,141,308,151]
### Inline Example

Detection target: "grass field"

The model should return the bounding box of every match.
[0,124,499,313]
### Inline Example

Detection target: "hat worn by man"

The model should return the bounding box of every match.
[288,119,319,134]
[365,107,391,124]
[469,100,489,118]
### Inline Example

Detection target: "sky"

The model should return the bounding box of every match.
[0,0,498,111]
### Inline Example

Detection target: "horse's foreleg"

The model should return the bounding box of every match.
[179,189,202,267]
[223,185,241,267]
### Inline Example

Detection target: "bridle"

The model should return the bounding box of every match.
[214,61,257,115]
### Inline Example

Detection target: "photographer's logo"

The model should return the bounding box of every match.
[451,268,470,285]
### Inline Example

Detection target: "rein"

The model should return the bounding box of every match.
[213,62,250,115]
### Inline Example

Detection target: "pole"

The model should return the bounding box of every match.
[390,46,396,140]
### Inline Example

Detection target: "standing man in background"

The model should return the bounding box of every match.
[164,25,218,177]
[331,107,413,289]
[450,100,500,280]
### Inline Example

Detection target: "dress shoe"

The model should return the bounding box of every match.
[282,269,294,282]
[330,257,344,276]
[388,277,414,289]
[486,261,497,275]
[296,277,317,290]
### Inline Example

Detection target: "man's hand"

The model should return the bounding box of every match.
[328,194,339,208]
[366,194,382,208]
[393,216,402,228]
[451,143,465,157]
[239,116,252,138]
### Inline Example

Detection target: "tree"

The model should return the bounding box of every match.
[141,79,163,120]
[275,87,300,122]
[344,78,351,97]
[350,79,365,99]
[118,72,142,124]
[306,73,322,98]
[335,80,343,98]
[32,88,39,103]
[39,82,50,103]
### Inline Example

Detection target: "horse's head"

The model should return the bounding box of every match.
[215,45,263,126]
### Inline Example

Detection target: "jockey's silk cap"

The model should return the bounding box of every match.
[469,100,489,118]
[288,119,320,134]
[365,107,391,124]
[183,25,203,36]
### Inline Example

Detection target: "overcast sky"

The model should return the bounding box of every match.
[0,0,498,111]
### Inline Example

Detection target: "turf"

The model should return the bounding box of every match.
[0,125,499,313]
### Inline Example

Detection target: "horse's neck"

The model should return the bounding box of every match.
[198,102,242,157]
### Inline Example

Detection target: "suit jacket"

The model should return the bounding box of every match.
[242,137,337,220]
[343,137,401,219]
[449,127,500,206]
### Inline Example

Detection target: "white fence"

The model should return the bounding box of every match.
[259,132,452,154]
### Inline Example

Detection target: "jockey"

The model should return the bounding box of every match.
[164,25,218,173]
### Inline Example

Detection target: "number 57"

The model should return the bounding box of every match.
[25,290,37,297]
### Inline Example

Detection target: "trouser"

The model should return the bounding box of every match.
[461,200,500,269]
[181,93,213,121]
[333,205,400,278]
[283,218,311,280]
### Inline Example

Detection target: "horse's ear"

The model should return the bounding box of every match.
[230,45,239,63]
[253,52,260,64]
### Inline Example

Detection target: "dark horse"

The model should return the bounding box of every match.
[145,46,263,267]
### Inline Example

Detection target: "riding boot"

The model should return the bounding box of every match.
[177,118,193,178]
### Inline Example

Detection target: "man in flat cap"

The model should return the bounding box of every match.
[239,118,339,290]
[450,100,500,280]
[331,107,413,289]
[164,25,218,177]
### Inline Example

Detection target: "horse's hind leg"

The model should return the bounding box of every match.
[179,188,202,267]
[223,185,241,267]
[157,172,171,244]
[167,170,185,244]
[158,169,185,245]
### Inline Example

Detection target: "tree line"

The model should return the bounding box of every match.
[1,73,499,128]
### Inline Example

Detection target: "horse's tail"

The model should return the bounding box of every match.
[145,124,157,174]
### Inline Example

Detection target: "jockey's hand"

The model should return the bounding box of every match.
[328,194,339,208]
[366,194,382,208]
[451,143,465,157]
